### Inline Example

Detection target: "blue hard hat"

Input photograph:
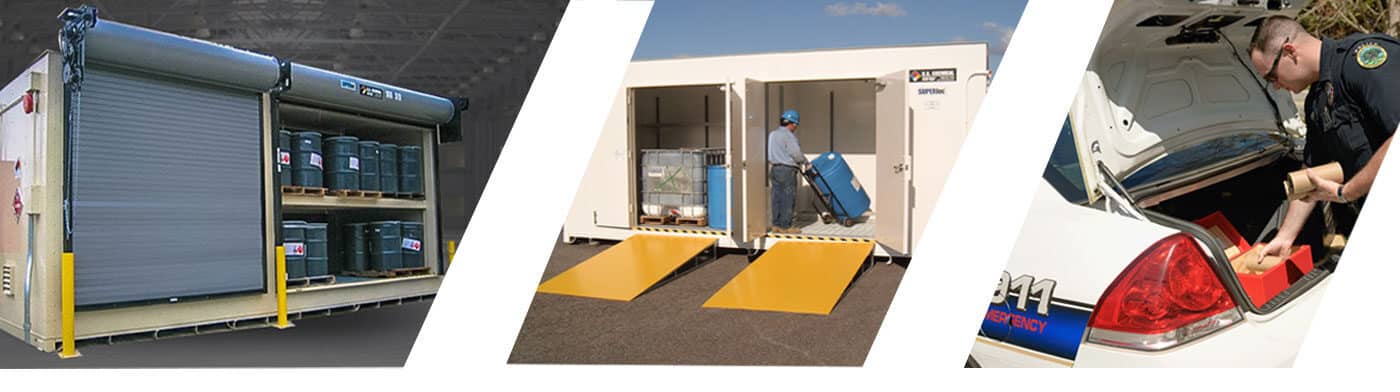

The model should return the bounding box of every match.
[781,109,800,125]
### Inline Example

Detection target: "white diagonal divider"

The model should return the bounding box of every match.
[408,0,653,368]
[864,0,1113,369]
[1294,121,1400,367]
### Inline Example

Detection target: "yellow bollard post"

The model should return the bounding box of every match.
[273,246,293,329]
[59,252,80,359]
[447,240,457,265]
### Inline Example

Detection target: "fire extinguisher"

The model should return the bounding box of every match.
[22,89,37,114]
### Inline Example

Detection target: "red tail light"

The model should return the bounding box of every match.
[1087,233,1242,350]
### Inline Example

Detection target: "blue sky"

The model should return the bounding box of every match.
[631,0,1028,71]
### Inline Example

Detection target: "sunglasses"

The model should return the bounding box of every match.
[1263,36,1292,84]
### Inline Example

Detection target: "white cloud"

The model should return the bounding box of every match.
[825,2,907,17]
[981,21,1016,55]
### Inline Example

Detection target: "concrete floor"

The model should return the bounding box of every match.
[0,299,431,368]
[509,239,906,366]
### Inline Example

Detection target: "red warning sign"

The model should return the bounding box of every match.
[286,242,306,256]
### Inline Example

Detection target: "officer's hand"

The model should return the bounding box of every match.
[1302,167,1344,203]
[1256,237,1295,262]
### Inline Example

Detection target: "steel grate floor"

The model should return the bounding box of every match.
[793,211,875,238]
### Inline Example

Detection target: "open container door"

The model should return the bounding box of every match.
[726,82,743,235]
[875,70,911,254]
[741,79,768,242]
[620,87,638,228]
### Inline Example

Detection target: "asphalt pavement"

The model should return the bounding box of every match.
[509,239,906,366]
[0,298,431,368]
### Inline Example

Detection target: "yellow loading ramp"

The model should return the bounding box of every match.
[704,240,874,315]
[537,234,717,301]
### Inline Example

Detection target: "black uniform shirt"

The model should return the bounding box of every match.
[1303,34,1400,178]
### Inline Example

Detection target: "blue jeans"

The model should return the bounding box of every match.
[770,165,798,228]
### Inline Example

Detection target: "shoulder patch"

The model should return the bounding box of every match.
[1357,42,1388,69]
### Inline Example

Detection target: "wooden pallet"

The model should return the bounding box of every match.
[639,215,675,225]
[389,192,426,200]
[345,266,430,279]
[359,190,384,198]
[286,275,335,287]
[330,189,369,197]
[281,186,327,196]
[675,216,708,227]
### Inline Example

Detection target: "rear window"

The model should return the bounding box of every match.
[1121,133,1282,190]
[1043,116,1089,204]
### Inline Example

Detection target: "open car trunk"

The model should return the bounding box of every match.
[1132,153,1341,312]
[1083,0,1325,313]
[1143,155,1338,264]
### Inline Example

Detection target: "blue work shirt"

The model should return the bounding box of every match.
[767,126,807,167]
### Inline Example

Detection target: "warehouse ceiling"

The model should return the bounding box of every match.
[0,0,568,98]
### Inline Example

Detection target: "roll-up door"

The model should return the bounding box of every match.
[72,64,264,306]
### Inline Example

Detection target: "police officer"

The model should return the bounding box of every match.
[1248,16,1395,260]
[768,109,809,234]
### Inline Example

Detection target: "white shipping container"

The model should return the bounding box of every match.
[564,43,990,257]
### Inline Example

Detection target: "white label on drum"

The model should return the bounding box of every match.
[286,242,305,256]
[402,238,422,251]
[310,153,323,169]
[851,177,862,192]
[279,150,291,165]
[350,157,361,170]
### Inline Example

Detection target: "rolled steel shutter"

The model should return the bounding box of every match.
[72,64,264,306]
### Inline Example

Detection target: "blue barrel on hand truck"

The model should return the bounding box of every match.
[804,151,871,227]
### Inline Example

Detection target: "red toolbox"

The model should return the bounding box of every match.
[1194,212,1314,307]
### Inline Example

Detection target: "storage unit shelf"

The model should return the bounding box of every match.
[282,193,428,210]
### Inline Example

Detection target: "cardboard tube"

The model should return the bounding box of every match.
[1234,245,1297,273]
[1234,247,1262,274]
[1283,162,1344,200]
[1229,254,1251,274]
[1248,254,1288,273]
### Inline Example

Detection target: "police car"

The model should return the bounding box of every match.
[970,0,1337,367]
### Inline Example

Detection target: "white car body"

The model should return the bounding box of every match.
[970,0,1331,367]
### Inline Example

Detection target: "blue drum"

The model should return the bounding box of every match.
[804,151,871,226]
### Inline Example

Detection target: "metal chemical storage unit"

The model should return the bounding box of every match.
[545,43,987,315]
[563,43,988,258]
[0,7,461,353]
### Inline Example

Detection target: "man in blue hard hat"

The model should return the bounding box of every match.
[769,109,809,234]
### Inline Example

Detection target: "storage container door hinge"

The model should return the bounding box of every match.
[1,265,13,297]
